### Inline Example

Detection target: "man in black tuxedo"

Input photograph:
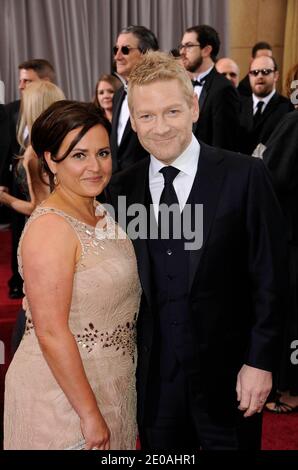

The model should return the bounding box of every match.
[106,52,287,450]
[179,25,240,151]
[239,56,294,155]
[0,59,55,298]
[110,25,159,173]
[238,41,273,98]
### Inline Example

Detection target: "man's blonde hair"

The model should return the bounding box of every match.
[127,51,194,111]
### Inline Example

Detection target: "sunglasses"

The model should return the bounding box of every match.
[113,45,140,55]
[249,68,275,77]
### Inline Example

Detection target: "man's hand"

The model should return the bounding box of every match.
[236,364,272,417]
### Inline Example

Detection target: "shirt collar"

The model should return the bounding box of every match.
[193,65,214,83]
[150,134,200,177]
[252,89,276,109]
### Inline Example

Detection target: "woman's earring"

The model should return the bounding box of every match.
[53,174,59,186]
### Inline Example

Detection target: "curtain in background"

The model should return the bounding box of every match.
[283,0,298,85]
[0,0,229,103]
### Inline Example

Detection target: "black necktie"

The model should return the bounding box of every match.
[253,101,264,125]
[158,166,180,238]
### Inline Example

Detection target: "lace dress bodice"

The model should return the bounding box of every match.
[4,204,141,450]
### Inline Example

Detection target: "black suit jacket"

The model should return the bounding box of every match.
[239,93,294,155]
[238,74,252,97]
[106,141,287,426]
[263,110,298,244]
[0,100,20,187]
[193,67,241,151]
[110,87,149,173]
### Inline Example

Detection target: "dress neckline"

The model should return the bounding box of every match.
[36,203,106,230]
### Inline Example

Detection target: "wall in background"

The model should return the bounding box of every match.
[229,0,286,90]
[0,0,229,103]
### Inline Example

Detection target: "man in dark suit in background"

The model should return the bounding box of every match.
[215,57,240,88]
[238,41,273,97]
[1,58,56,190]
[0,59,55,298]
[239,55,294,155]
[110,25,159,173]
[106,51,287,450]
[179,25,240,151]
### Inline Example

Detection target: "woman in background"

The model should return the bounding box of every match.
[0,81,65,214]
[93,74,121,122]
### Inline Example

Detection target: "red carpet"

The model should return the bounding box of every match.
[0,229,298,449]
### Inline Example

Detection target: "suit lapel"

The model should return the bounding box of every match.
[253,93,279,129]
[241,97,254,131]
[125,160,153,308]
[113,87,133,151]
[119,118,133,148]
[198,67,216,113]
[188,142,226,291]
[111,88,127,172]
[112,87,126,139]
[199,84,208,111]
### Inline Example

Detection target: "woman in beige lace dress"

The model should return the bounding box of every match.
[4,101,141,450]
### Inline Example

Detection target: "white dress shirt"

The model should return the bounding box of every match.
[117,92,130,146]
[192,66,214,99]
[252,89,276,115]
[149,134,200,223]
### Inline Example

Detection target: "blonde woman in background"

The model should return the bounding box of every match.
[93,74,121,122]
[0,81,65,214]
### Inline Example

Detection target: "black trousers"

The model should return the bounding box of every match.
[139,365,262,451]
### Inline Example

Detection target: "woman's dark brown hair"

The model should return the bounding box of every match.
[31,100,111,189]
[93,74,122,109]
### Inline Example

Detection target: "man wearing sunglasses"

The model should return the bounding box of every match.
[110,25,159,173]
[239,55,294,155]
[238,41,273,98]
[179,25,240,152]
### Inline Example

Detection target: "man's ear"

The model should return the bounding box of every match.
[192,93,199,123]
[274,70,280,83]
[201,44,212,59]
